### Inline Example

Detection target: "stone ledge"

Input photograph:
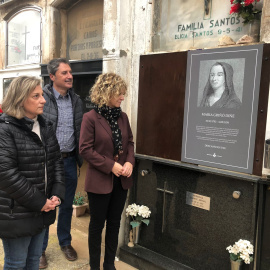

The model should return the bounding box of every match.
[119,245,194,270]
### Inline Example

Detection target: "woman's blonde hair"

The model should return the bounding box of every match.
[2,76,41,119]
[90,73,127,107]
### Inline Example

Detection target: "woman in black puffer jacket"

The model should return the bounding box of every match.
[0,76,65,270]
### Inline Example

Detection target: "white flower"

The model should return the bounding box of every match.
[126,204,151,218]
[226,239,254,264]
[226,245,239,255]
[138,205,151,218]
[126,203,140,217]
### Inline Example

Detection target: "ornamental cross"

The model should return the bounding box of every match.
[22,26,30,60]
[156,181,174,233]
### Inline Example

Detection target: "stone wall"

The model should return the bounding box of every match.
[261,0,270,42]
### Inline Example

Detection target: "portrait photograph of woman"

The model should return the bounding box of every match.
[198,59,244,109]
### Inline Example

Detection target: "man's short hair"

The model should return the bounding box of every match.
[47,58,71,75]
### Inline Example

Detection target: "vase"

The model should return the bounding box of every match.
[230,260,243,270]
[72,203,88,217]
[248,16,261,42]
[132,224,141,244]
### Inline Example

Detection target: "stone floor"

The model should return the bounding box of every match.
[0,213,137,270]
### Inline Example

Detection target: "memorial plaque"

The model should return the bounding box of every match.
[186,191,210,211]
[181,44,263,174]
[67,0,103,60]
[152,0,263,52]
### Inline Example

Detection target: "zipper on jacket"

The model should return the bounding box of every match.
[40,127,48,195]
[44,148,47,194]
[10,199,14,214]
[32,128,47,194]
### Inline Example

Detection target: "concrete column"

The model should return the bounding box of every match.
[0,19,6,71]
[261,0,270,42]
[102,0,153,137]
[102,0,153,255]
[42,5,54,62]
[258,0,270,176]
[59,9,67,58]
[42,5,64,63]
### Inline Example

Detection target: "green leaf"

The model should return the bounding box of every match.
[73,192,86,205]
[130,221,140,228]
[142,219,150,226]
[135,216,143,222]
[230,253,239,261]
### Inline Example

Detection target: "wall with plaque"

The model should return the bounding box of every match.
[67,0,103,61]
[152,0,263,52]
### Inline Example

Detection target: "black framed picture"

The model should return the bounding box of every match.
[181,44,263,173]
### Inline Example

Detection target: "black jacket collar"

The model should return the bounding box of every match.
[0,113,49,130]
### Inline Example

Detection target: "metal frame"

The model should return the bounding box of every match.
[5,6,42,68]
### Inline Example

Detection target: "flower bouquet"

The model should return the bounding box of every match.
[230,0,261,24]
[226,239,254,264]
[126,203,151,228]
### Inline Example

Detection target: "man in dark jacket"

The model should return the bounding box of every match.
[40,58,84,268]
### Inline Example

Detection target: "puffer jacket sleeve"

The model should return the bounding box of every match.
[49,142,65,201]
[0,125,47,212]
[41,119,65,201]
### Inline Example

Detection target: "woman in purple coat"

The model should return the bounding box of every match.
[79,73,135,270]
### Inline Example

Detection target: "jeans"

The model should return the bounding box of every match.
[42,156,78,251]
[87,176,127,269]
[2,229,46,270]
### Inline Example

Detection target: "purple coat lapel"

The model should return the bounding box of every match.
[96,111,124,141]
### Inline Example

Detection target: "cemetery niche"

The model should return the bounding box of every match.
[120,43,270,270]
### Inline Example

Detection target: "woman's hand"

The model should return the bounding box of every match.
[41,198,59,212]
[112,162,123,177]
[50,195,61,206]
[122,162,133,177]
